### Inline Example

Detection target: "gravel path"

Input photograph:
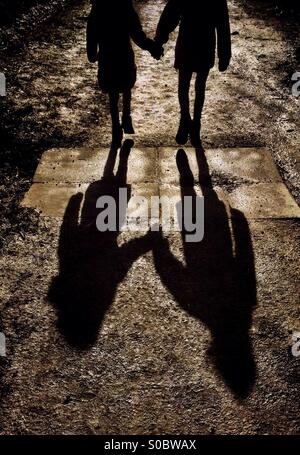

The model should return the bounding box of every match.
[0,0,299,435]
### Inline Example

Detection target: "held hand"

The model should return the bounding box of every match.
[154,45,164,61]
[149,41,164,61]
[147,224,169,249]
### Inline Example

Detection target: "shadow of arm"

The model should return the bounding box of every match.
[48,193,83,305]
[58,193,83,268]
[152,234,187,303]
[231,209,257,310]
[119,232,154,266]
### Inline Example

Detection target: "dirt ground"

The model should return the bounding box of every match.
[0,0,299,435]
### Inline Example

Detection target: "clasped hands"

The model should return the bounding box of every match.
[148,39,164,61]
[148,40,230,72]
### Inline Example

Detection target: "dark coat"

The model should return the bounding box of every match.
[155,0,232,72]
[87,0,152,93]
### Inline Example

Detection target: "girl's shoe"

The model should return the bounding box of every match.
[176,116,191,145]
[190,122,202,148]
[122,115,135,134]
[112,124,123,148]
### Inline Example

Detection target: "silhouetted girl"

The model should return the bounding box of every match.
[155,0,231,146]
[87,0,162,147]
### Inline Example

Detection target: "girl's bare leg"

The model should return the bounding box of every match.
[194,69,209,126]
[177,68,193,144]
[122,89,131,119]
[122,89,135,134]
[109,91,123,147]
[191,69,210,147]
[178,68,193,120]
[109,91,120,126]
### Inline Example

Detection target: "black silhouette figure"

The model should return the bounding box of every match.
[48,140,154,349]
[87,0,163,147]
[152,147,257,399]
[155,0,232,146]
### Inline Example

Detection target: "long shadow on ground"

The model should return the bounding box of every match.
[152,146,257,399]
[49,141,257,399]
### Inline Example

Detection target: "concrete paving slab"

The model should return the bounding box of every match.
[22,183,88,217]
[22,182,160,224]
[159,183,300,220]
[227,183,300,219]
[34,147,157,184]
[159,147,282,185]
[22,181,232,222]
[159,184,231,227]
[23,180,300,221]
